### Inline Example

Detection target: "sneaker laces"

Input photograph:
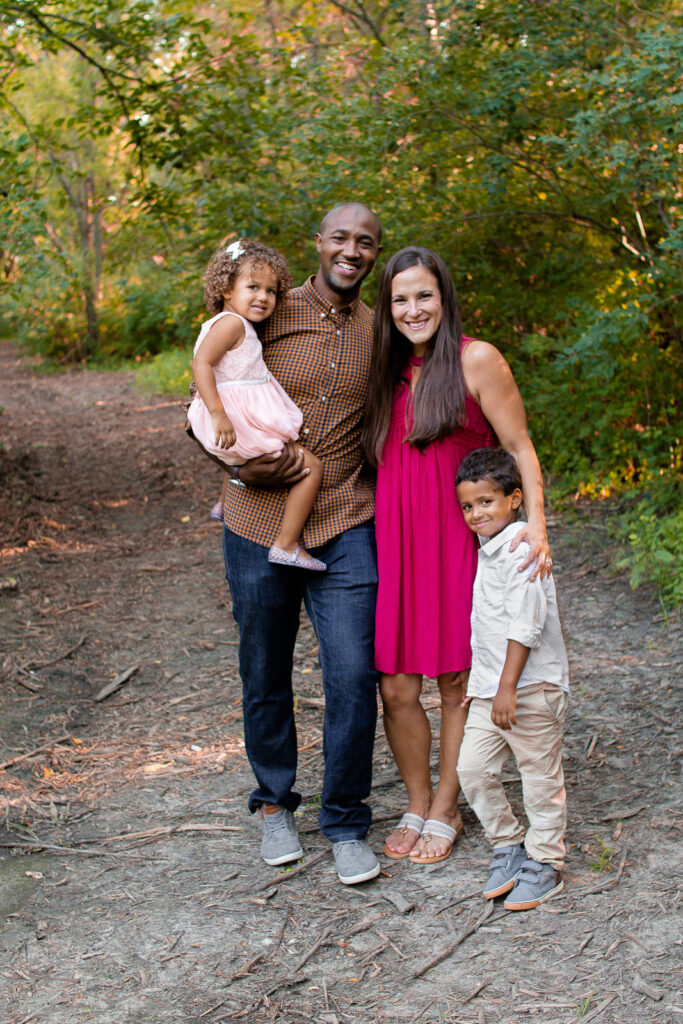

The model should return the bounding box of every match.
[262,810,290,836]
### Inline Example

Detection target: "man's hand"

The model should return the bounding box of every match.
[491,684,517,731]
[238,443,309,488]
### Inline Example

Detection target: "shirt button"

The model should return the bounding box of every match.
[303,428,309,434]
[330,362,335,369]
[320,313,325,319]
[330,308,336,314]
[320,395,326,402]
[336,330,341,336]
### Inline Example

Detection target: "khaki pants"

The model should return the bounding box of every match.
[457,684,568,869]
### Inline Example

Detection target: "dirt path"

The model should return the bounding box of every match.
[0,340,681,1024]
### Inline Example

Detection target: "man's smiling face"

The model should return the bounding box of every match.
[315,205,382,304]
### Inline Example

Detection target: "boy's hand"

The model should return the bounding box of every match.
[212,412,236,450]
[492,685,517,730]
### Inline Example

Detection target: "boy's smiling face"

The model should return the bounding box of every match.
[457,478,523,539]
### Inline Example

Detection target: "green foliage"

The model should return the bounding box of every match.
[577,995,594,1020]
[1,0,682,603]
[613,477,683,612]
[134,345,193,397]
[589,838,615,873]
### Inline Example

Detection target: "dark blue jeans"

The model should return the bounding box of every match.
[222,522,378,841]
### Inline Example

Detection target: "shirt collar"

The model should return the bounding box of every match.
[478,520,526,557]
[302,275,360,318]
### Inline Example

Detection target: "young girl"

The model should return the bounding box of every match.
[362,247,551,865]
[187,239,326,571]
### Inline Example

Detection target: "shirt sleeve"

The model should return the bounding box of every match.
[503,545,548,649]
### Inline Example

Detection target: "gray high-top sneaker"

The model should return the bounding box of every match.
[483,842,526,899]
[503,858,564,910]
[259,806,303,866]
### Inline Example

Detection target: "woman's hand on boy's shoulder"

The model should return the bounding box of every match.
[238,444,309,488]
[509,519,552,582]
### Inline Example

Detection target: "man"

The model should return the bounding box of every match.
[221,203,383,884]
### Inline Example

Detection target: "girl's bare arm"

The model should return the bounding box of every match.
[191,316,244,449]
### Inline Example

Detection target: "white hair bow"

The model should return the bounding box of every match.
[225,240,244,259]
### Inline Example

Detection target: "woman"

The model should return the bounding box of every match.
[363,247,552,863]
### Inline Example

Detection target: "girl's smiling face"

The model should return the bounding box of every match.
[457,478,523,539]
[222,261,278,323]
[390,264,443,356]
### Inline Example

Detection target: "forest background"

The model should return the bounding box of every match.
[1,0,681,608]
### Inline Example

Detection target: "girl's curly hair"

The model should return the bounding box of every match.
[203,239,293,316]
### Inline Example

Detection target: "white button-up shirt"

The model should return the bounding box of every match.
[467,521,570,699]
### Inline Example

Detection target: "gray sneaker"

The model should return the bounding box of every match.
[332,840,380,885]
[503,858,564,911]
[483,842,526,899]
[259,806,303,866]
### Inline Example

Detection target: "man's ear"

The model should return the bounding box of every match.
[315,232,322,253]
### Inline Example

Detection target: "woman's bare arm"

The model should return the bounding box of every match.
[463,340,552,580]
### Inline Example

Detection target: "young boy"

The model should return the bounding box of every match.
[455,448,570,911]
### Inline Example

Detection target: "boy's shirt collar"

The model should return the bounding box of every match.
[478,520,526,557]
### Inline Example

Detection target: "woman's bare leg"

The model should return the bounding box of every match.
[272,448,323,557]
[380,672,434,856]
[410,669,469,861]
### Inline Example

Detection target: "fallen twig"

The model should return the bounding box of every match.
[462,980,489,1004]
[0,734,71,772]
[440,888,482,912]
[599,804,647,822]
[14,674,43,693]
[412,901,494,978]
[26,635,87,671]
[38,601,100,616]
[255,847,327,891]
[100,822,242,844]
[293,926,333,972]
[579,994,617,1023]
[229,951,265,980]
[632,972,665,1001]
[0,839,134,858]
[93,664,139,702]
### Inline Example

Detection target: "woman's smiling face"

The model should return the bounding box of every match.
[390,264,443,356]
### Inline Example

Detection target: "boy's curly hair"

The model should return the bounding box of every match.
[203,239,293,316]
[456,447,523,496]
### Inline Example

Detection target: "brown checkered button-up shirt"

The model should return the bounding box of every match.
[223,276,376,548]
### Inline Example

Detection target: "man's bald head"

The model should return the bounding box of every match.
[319,203,382,244]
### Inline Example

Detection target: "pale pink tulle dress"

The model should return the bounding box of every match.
[374,352,496,678]
[187,311,302,466]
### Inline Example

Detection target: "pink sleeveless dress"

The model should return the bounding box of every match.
[187,311,303,466]
[374,351,496,677]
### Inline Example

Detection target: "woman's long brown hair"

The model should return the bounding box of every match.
[362,247,468,466]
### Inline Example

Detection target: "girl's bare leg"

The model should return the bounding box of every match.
[272,448,323,558]
[410,669,469,860]
[380,672,434,856]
